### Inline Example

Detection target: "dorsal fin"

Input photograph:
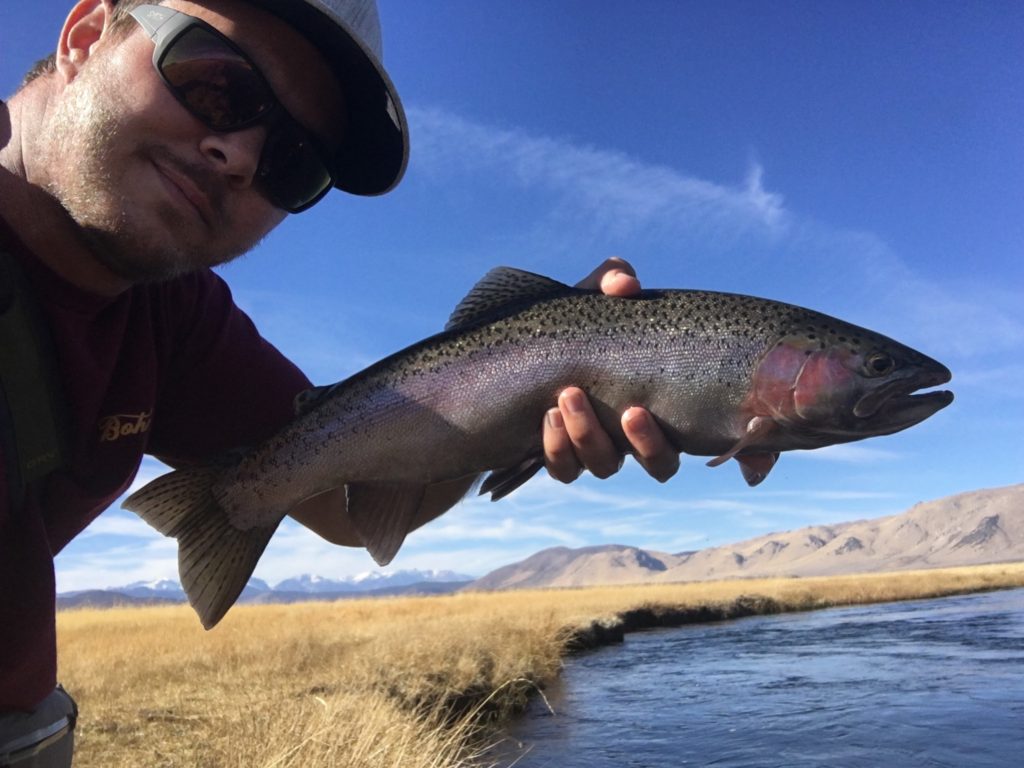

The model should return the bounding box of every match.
[445,267,570,331]
[293,383,341,417]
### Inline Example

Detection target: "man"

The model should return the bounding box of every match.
[0,0,679,761]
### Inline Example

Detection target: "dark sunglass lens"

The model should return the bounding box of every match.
[258,121,333,212]
[160,27,274,130]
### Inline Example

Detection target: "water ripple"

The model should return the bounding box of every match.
[496,589,1024,767]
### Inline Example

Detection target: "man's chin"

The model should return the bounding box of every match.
[77,223,214,284]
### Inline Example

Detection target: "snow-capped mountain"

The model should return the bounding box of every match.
[116,579,186,599]
[273,570,474,593]
[240,578,272,598]
[58,570,474,608]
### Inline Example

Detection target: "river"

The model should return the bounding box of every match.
[495,588,1024,767]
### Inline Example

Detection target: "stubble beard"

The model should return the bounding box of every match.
[37,59,256,283]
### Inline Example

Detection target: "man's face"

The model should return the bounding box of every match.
[36,0,345,282]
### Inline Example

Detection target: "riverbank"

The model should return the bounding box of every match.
[57,563,1024,767]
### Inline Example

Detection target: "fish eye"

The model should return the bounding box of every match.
[865,352,896,376]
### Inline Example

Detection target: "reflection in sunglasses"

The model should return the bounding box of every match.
[164,57,273,130]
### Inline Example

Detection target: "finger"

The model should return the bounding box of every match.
[622,407,680,482]
[575,257,641,297]
[559,388,623,479]
[543,407,583,484]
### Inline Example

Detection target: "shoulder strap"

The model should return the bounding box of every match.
[0,247,67,510]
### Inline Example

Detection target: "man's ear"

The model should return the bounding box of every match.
[56,0,115,82]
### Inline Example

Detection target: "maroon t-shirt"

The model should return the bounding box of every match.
[0,215,311,711]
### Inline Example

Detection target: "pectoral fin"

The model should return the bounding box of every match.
[479,456,545,501]
[706,416,777,468]
[346,483,426,566]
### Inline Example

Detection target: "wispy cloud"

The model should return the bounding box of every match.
[407,515,586,547]
[477,465,877,518]
[954,363,1024,401]
[409,106,790,246]
[747,489,902,501]
[75,512,156,539]
[407,105,1023,367]
[55,535,178,592]
[786,444,904,464]
[782,223,1024,361]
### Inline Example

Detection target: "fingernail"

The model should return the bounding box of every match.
[602,271,625,291]
[562,391,585,414]
[546,408,564,430]
[603,270,639,297]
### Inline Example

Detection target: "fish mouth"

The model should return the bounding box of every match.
[853,367,954,425]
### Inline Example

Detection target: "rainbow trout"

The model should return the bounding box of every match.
[125,268,953,627]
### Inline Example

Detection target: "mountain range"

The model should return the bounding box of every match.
[58,484,1023,608]
[57,569,474,610]
[470,484,1024,590]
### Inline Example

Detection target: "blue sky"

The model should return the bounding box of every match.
[3,1,1022,591]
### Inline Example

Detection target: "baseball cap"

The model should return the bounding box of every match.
[243,0,408,196]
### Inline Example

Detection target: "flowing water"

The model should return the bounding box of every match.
[495,588,1024,767]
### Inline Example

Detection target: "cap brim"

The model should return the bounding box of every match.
[244,0,409,196]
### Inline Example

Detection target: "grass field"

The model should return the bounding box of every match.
[56,563,1024,767]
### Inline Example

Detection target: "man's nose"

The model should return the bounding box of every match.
[198,126,266,189]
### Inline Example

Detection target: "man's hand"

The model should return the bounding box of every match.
[541,257,681,485]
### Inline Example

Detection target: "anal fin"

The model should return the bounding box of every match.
[347,477,482,566]
[347,483,427,566]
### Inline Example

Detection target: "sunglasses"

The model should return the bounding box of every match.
[129,4,335,213]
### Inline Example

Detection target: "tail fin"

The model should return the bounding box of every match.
[123,465,278,629]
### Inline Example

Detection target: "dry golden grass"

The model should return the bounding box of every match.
[57,563,1024,767]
